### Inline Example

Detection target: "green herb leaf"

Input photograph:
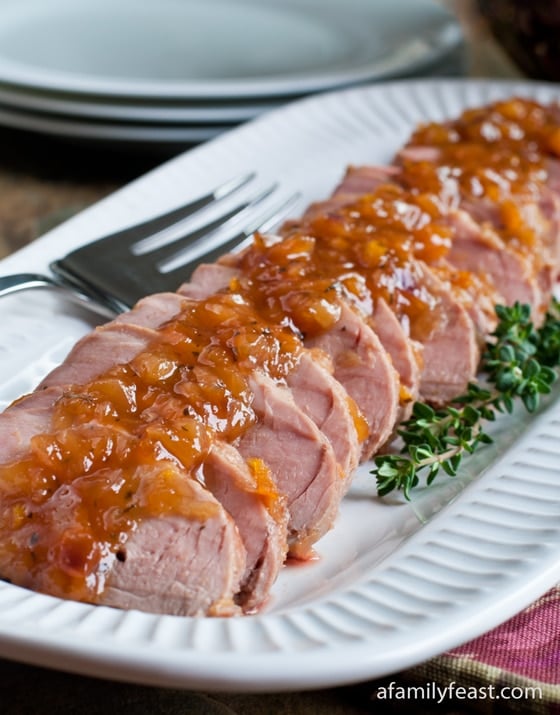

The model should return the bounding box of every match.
[371,301,560,499]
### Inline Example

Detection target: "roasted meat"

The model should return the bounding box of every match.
[0,96,559,616]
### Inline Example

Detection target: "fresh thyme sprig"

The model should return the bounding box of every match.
[373,300,560,500]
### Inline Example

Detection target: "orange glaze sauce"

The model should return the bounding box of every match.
[234,182,476,344]
[402,98,560,262]
[0,293,302,602]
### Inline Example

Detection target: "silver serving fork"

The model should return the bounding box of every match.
[0,174,300,317]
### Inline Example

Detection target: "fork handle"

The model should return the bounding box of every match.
[0,273,117,319]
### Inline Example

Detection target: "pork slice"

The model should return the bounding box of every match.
[369,297,420,422]
[412,261,479,404]
[0,400,265,616]
[398,146,441,164]
[433,259,500,341]
[332,164,399,198]
[201,441,288,611]
[291,165,398,224]
[542,158,560,267]
[2,291,298,614]
[399,147,559,300]
[237,372,341,560]
[112,291,186,328]
[0,395,247,616]
[38,323,157,390]
[304,301,400,460]
[1,387,63,462]
[38,292,186,390]
[100,471,246,617]
[102,517,244,617]
[445,209,551,325]
[184,263,239,299]
[185,266,401,461]
[284,350,361,481]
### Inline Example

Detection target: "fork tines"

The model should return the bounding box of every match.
[50,174,301,313]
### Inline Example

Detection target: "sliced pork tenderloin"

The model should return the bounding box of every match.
[0,387,65,462]
[98,474,247,617]
[396,98,560,293]
[109,289,354,555]
[0,390,247,616]
[34,292,313,603]
[328,164,541,330]
[444,208,551,324]
[183,264,401,459]
[200,441,288,611]
[368,297,420,421]
[276,177,483,404]
[8,94,558,620]
[236,371,341,559]
[303,301,400,457]
[284,349,362,479]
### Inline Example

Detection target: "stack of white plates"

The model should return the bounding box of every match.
[0,0,464,148]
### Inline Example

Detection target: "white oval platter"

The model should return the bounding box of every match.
[1,79,560,691]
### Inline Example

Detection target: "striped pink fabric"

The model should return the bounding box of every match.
[448,586,560,684]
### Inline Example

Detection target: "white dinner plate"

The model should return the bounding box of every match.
[0,38,466,127]
[0,104,230,143]
[0,0,462,99]
[1,79,560,692]
[0,83,282,124]
[0,42,465,145]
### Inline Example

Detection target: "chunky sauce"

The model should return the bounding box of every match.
[233,182,487,343]
[2,97,558,606]
[0,294,301,602]
[225,99,557,349]
[403,98,560,259]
